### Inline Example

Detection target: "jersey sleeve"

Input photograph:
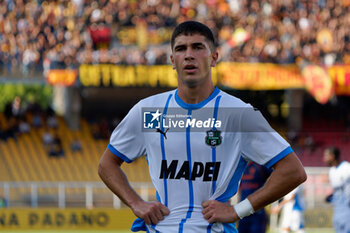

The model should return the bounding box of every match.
[239,106,292,168]
[108,102,146,163]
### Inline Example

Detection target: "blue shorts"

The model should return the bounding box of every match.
[238,211,268,233]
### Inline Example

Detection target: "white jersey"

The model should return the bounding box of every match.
[109,87,292,233]
[280,186,305,231]
[329,161,350,233]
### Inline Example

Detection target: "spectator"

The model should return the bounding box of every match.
[12,96,22,118]
[46,114,59,129]
[42,127,54,152]
[18,118,30,134]
[49,132,64,157]
[70,137,82,152]
[0,196,8,208]
[32,112,43,128]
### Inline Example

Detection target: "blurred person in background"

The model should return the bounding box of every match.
[271,185,305,233]
[323,146,350,233]
[0,195,8,208]
[238,162,272,233]
[70,137,82,152]
[49,131,64,157]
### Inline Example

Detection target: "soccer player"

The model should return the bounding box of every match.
[271,185,305,233]
[323,146,350,233]
[238,162,272,233]
[98,21,306,232]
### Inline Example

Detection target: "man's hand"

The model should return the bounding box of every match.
[202,200,239,223]
[131,201,170,225]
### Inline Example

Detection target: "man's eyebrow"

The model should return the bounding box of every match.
[174,44,186,50]
[174,42,206,49]
[192,42,205,47]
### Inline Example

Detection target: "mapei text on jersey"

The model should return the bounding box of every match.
[159,160,221,181]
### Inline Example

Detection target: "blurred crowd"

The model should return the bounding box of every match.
[1,0,350,76]
[0,97,65,156]
[0,95,117,156]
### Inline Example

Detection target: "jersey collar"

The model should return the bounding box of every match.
[175,87,220,110]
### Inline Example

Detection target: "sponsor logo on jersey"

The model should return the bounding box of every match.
[205,130,222,147]
[143,109,222,130]
[159,160,221,181]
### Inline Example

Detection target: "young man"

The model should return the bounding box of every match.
[323,147,350,233]
[98,21,306,233]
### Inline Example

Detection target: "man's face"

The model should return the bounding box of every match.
[170,34,218,88]
[323,149,334,166]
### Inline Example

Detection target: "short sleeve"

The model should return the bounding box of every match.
[108,102,146,163]
[239,106,292,168]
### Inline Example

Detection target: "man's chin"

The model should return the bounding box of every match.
[182,76,202,87]
[184,80,203,88]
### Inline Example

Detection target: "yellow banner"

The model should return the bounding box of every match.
[78,63,304,90]
[218,63,303,90]
[79,64,178,88]
[0,208,135,230]
[77,64,350,96]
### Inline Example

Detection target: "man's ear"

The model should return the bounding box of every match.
[170,54,176,69]
[210,51,219,67]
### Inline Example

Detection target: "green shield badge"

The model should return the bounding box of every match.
[205,130,222,148]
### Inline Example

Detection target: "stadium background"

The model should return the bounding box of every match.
[1,0,349,232]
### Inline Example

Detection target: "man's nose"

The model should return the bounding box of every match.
[185,48,195,60]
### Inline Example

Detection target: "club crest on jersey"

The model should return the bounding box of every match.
[205,130,222,147]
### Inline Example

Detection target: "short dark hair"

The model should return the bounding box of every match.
[171,21,216,50]
[327,146,340,160]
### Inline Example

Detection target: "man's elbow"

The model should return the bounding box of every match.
[98,155,110,180]
[97,160,105,179]
[295,166,307,186]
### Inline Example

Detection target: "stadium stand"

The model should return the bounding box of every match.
[0,113,151,183]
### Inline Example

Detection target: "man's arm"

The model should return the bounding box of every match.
[98,148,169,225]
[248,152,306,211]
[202,152,307,223]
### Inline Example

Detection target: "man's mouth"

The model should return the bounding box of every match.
[184,65,197,73]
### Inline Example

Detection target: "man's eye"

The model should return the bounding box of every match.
[176,47,185,51]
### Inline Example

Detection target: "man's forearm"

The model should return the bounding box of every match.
[247,152,307,211]
[98,150,143,208]
[98,149,170,225]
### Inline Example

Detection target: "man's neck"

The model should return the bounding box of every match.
[178,82,215,104]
